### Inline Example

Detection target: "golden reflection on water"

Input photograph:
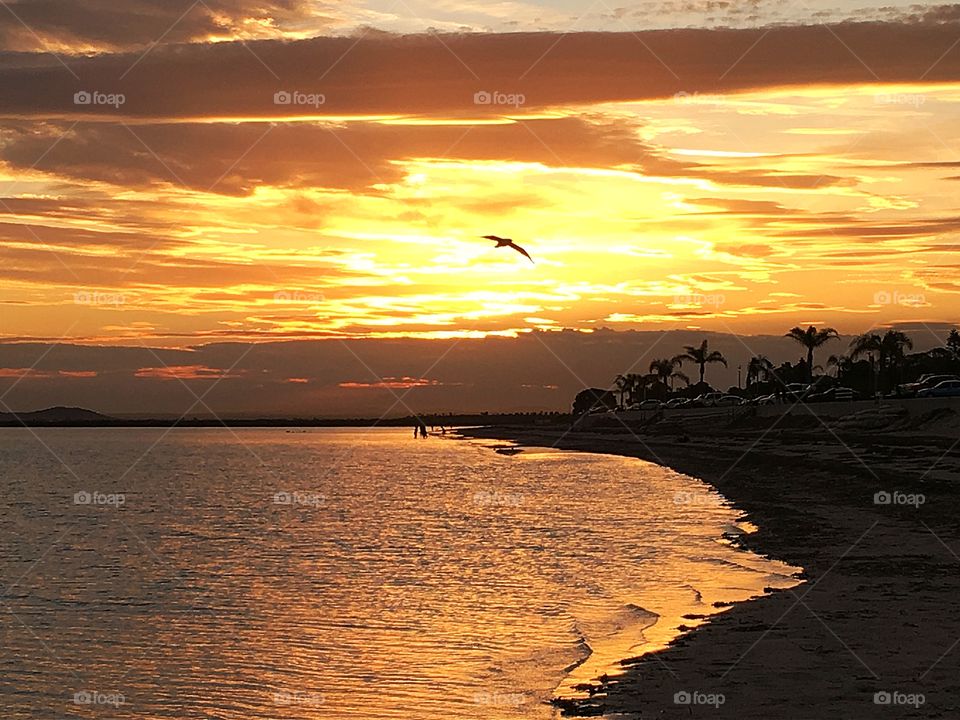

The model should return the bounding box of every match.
[0,429,799,719]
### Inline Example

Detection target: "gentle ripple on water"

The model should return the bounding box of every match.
[0,428,800,719]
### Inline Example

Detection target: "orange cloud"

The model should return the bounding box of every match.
[134,365,246,380]
[339,376,460,389]
[0,368,97,379]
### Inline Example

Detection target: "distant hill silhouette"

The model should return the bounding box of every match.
[0,407,568,427]
[0,406,114,425]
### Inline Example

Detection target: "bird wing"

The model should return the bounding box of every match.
[483,235,508,243]
[507,242,534,263]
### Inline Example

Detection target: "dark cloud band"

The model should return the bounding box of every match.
[1,21,959,120]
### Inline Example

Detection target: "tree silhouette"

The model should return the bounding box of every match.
[947,329,960,359]
[649,358,688,389]
[676,340,727,385]
[850,330,913,391]
[785,325,838,383]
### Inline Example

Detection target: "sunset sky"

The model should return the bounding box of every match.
[1,1,960,415]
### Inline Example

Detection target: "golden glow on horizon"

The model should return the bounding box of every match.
[4,83,960,345]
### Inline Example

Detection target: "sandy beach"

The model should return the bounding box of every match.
[462,422,960,718]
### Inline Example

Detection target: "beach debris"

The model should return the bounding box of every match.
[551,696,605,716]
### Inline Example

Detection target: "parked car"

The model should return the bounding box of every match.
[638,399,663,410]
[807,386,860,403]
[749,394,777,406]
[917,380,960,398]
[587,405,615,414]
[899,374,960,397]
[664,398,690,409]
[784,383,812,399]
[699,392,725,407]
[715,395,745,407]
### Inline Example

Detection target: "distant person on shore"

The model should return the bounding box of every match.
[413,425,419,438]
[420,421,428,438]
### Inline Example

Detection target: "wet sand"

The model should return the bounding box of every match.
[461,425,960,718]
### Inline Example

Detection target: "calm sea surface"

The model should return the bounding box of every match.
[0,428,799,719]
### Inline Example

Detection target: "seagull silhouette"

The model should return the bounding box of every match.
[482,235,534,264]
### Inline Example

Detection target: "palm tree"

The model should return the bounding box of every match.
[746,355,773,386]
[785,325,838,382]
[649,358,672,384]
[882,330,913,388]
[849,330,913,392]
[849,333,881,361]
[649,358,685,389]
[849,333,882,394]
[676,340,727,385]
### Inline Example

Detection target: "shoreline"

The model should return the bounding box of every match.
[460,426,960,718]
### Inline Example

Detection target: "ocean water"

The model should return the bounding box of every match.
[0,428,799,719]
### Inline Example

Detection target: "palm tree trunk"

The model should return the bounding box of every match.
[699,363,705,384]
[807,347,814,382]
